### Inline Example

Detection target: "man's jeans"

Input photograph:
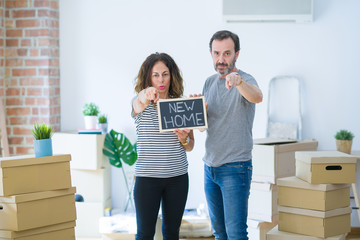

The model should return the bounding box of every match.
[204,161,252,240]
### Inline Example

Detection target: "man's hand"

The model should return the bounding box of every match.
[225,72,243,90]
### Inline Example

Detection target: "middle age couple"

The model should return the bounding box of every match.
[131,30,263,240]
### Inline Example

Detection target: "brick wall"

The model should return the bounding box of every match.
[0,0,60,155]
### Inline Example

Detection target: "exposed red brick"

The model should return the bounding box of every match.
[12,68,36,76]
[12,10,36,18]
[6,39,18,47]
[9,137,24,145]
[32,108,39,115]
[25,59,49,66]
[25,29,49,37]
[6,88,21,96]
[38,10,58,18]
[26,137,34,145]
[6,0,29,8]
[6,59,23,67]
[51,1,59,9]
[6,29,22,37]
[16,19,40,28]
[27,88,42,96]
[40,107,49,115]
[16,147,34,155]
[34,0,50,8]
[7,107,31,116]
[17,48,28,56]
[9,117,28,125]
[21,39,32,47]
[39,68,59,76]
[5,19,15,28]
[20,78,44,86]
[6,98,23,106]
[30,49,39,56]
[38,38,57,47]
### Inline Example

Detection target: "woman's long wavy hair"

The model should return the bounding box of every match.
[134,52,184,98]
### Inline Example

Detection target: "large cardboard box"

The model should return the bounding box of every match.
[52,131,106,170]
[278,206,351,238]
[71,164,111,203]
[266,226,346,240]
[277,176,350,211]
[248,182,277,222]
[0,221,76,240]
[0,187,77,231]
[247,216,278,240]
[75,198,112,238]
[0,154,71,196]
[252,138,318,183]
[296,151,357,184]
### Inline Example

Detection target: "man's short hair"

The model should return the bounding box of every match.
[209,30,240,52]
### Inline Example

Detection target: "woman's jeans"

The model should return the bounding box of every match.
[204,161,252,240]
[134,173,188,240]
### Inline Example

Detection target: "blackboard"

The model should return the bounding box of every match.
[157,96,208,132]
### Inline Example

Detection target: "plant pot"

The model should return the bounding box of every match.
[34,139,53,157]
[336,139,353,154]
[84,116,98,129]
[97,123,108,134]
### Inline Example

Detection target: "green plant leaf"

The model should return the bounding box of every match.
[103,129,137,168]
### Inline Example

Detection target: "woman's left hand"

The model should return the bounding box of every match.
[173,128,190,144]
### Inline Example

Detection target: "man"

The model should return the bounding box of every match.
[202,30,263,240]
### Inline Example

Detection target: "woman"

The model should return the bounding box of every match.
[132,52,194,240]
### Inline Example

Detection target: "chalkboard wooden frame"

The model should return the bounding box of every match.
[157,96,208,132]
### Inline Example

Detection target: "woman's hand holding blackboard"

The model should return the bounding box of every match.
[173,128,194,152]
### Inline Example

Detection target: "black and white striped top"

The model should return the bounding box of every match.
[133,103,188,178]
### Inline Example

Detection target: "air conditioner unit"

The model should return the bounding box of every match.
[223,0,313,23]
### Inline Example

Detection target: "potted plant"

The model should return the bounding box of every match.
[32,122,53,157]
[335,129,354,154]
[97,114,108,134]
[82,102,99,129]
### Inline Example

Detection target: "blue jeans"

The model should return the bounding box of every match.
[204,161,252,240]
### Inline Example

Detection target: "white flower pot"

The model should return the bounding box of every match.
[84,116,98,129]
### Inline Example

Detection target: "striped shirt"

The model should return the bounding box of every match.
[133,102,188,178]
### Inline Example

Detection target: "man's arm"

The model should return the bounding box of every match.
[226,72,263,103]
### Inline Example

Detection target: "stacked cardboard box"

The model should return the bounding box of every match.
[268,151,357,239]
[248,138,318,240]
[52,131,112,238]
[0,154,76,240]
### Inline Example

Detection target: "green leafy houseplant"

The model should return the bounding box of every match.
[82,102,99,116]
[334,129,354,140]
[98,114,107,124]
[32,123,53,140]
[103,129,137,210]
[335,129,354,154]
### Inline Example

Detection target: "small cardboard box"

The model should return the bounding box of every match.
[277,176,350,211]
[52,131,106,170]
[296,151,357,184]
[0,154,71,196]
[247,216,278,240]
[266,226,346,240]
[0,187,77,231]
[278,206,351,238]
[75,198,112,238]
[0,221,76,240]
[71,163,111,203]
[248,182,277,222]
[252,138,318,183]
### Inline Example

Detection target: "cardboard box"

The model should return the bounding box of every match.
[248,182,277,222]
[180,217,212,238]
[75,198,112,238]
[0,221,76,240]
[278,206,351,238]
[296,151,357,184]
[0,154,71,196]
[266,226,346,240]
[277,176,350,211]
[247,216,278,240]
[252,138,318,183]
[52,131,106,170]
[71,164,111,203]
[0,187,77,231]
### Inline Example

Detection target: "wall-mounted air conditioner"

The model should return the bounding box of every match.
[223,0,313,23]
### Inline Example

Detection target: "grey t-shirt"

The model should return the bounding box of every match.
[202,70,258,167]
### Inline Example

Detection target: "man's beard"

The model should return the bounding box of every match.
[214,57,237,77]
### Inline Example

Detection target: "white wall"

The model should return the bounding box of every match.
[59,0,360,210]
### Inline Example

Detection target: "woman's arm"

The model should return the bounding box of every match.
[133,87,159,116]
